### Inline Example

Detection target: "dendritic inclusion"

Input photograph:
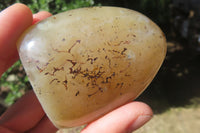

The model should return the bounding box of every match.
[17,6,167,128]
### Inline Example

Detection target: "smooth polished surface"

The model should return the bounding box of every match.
[17,6,167,128]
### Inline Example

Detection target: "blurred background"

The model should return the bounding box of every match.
[0,0,200,133]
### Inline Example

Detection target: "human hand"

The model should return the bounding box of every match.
[0,3,153,133]
[0,3,56,133]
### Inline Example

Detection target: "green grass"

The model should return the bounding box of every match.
[0,61,29,105]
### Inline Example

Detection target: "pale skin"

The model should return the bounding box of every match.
[0,3,153,133]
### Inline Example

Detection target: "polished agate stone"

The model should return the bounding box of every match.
[17,6,167,128]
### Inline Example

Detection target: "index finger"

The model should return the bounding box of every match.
[0,3,33,76]
[0,4,52,77]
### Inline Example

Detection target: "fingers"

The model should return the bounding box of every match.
[0,3,32,76]
[27,115,57,133]
[0,126,15,133]
[0,90,57,133]
[0,3,52,76]
[33,11,52,24]
[0,91,45,132]
[81,102,153,133]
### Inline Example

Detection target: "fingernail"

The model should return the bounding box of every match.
[128,115,153,132]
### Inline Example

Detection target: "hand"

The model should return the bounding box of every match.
[0,3,56,133]
[0,3,153,133]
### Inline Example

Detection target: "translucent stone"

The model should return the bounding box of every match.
[17,7,167,128]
